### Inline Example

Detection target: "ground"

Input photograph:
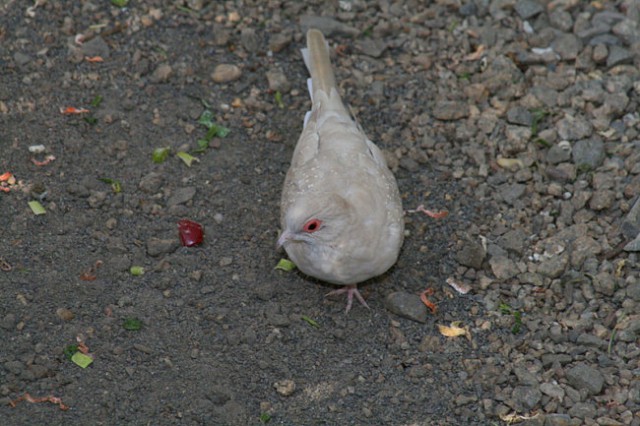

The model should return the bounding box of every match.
[1,1,639,425]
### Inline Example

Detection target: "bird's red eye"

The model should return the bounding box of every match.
[302,219,322,233]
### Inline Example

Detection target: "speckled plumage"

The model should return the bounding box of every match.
[278,29,404,312]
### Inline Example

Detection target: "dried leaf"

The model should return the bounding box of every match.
[437,322,467,337]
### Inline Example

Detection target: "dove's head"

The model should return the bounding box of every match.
[277,193,355,282]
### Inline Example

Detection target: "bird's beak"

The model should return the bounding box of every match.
[276,230,293,249]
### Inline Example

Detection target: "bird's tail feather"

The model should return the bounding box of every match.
[302,29,337,97]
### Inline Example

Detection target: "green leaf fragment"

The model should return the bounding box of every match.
[83,116,98,125]
[274,91,284,109]
[123,318,143,331]
[301,315,319,328]
[259,413,272,423]
[28,200,46,215]
[274,259,296,272]
[63,344,79,360]
[90,95,103,108]
[177,151,199,167]
[198,110,215,128]
[98,178,122,193]
[153,147,171,163]
[111,0,129,7]
[130,266,145,276]
[71,352,94,368]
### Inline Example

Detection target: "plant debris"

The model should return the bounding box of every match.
[274,258,296,272]
[28,200,46,215]
[79,260,103,281]
[420,288,438,314]
[123,317,143,331]
[9,393,69,411]
[60,106,89,115]
[407,204,449,219]
[437,322,468,338]
[177,219,204,247]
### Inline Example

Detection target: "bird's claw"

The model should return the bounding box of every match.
[325,284,370,314]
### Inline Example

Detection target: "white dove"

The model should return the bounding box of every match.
[277,29,404,313]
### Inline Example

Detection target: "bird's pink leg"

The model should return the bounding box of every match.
[325,284,370,313]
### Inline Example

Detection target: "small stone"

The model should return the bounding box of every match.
[266,69,290,93]
[589,190,615,210]
[514,0,544,19]
[592,44,608,63]
[81,36,110,58]
[506,106,532,126]
[540,382,565,400]
[87,191,107,208]
[497,229,526,255]
[489,255,518,280]
[568,401,597,418]
[537,254,568,278]
[147,238,180,257]
[512,386,541,410]
[240,28,259,52]
[299,15,359,37]
[624,234,640,252]
[384,292,428,323]
[139,172,164,194]
[498,183,526,205]
[219,257,233,267]
[1,314,16,330]
[212,64,242,83]
[150,64,173,83]
[557,115,593,140]
[13,52,31,67]
[606,45,634,67]
[572,137,605,169]
[621,197,640,239]
[552,33,583,60]
[167,187,196,207]
[549,10,573,32]
[566,363,604,396]
[546,141,572,164]
[273,379,296,396]
[269,32,292,53]
[355,39,387,58]
[544,413,573,426]
[456,240,486,269]
[432,101,469,120]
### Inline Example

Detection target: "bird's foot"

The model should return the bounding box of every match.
[325,284,369,314]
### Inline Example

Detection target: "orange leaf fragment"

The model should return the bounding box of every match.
[60,106,90,115]
[416,204,449,219]
[420,288,438,314]
[0,172,13,181]
[9,393,70,411]
[85,56,104,63]
[31,155,56,167]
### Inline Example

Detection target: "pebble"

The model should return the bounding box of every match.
[150,64,173,83]
[383,292,428,323]
[572,137,605,169]
[139,172,164,194]
[512,385,541,410]
[537,254,568,278]
[240,28,259,52]
[557,115,593,141]
[299,15,359,37]
[540,382,565,400]
[455,239,486,269]
[489,255,518,280]
[167,187,196,207]
[566,363,604,396]
[355,39,387,58]
[506,106,532,126]
[81,36,110,58]
[266,69,290,93]
[432,101,469,121]
[514,0,543,19]
[273,379,296,396]
[546,142,572,165]
[606,45,634,68]
[589,190,615,211]
[269,32,292,53]
[552,34,583,60]
[147,238,180,257]
[211,64,242,83]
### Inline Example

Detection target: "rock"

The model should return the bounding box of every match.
[544,413,573,426]
[432,101,469,120]
[497,229,527,255]
[212,64,242,83]
[567,401,597,418]
[512,385,541,410]
[0,314,16,330]
[87,191,107,208]
[546,141,572,164]
[626,278,640,300]
[498,183,526,205]
[589,190,615,211]
[566,363,604,396]
[606,45,634,68]
[273,379,296,396]
[384,292,428,323]
[299,15,359,37]
[167,187,196,207]
[557,115,593,140]
[506,106,532,126]
[549,10,573,32]
[266,69,290,92]
[456,239,486,269]
[240,28,259,52]
[147,238,180,257]
[269,32,292,53]
[621,197,640,238]
[139,172,164,194]
[13,52,31,66]
[81,36,110,58]
[537,254,568,278]
[150,64,173,83]
[624,234,640,252]
[552,34,583,60]
[572,137,605,169]
[514,0,544,19]
[540,382,565,400]
[355,39,387,58]
[489,255,518,280]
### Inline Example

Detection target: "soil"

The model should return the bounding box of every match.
[1,1,639,426]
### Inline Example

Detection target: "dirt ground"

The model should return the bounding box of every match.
[2,1,639,425]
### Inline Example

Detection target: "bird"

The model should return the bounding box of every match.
[277,29,404,313]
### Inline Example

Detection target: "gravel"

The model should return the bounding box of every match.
[1,0,639,425]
